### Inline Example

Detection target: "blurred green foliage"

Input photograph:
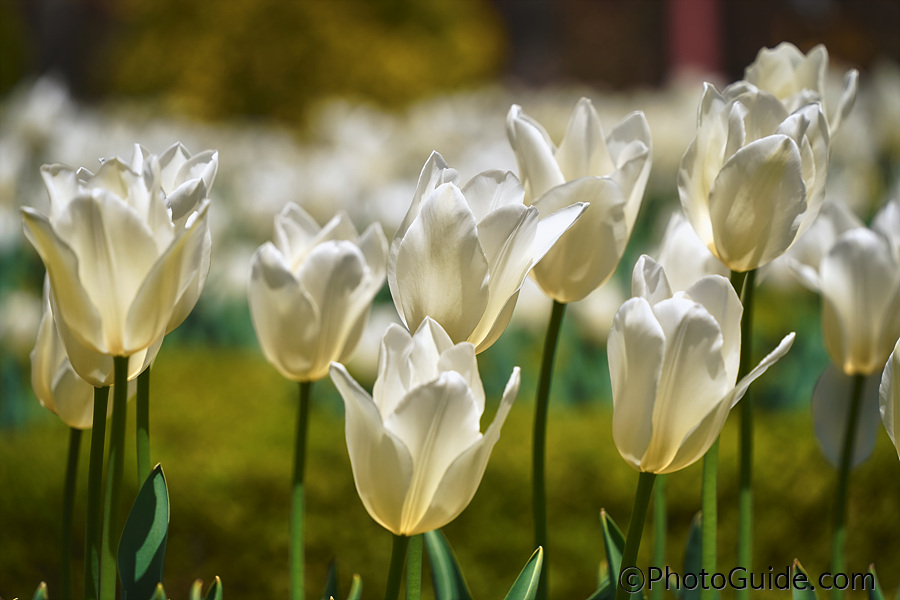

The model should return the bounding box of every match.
[102,0,505,126]
[2,346,898,599]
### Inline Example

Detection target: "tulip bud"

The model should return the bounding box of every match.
[330,317,519,535]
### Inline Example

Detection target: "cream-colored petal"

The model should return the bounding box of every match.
[437,342,484,414]
[330,362,413,535]
[879,340,900,459]
[554,97,615,180]
[684,274,743,383]
[631,254,673,305]
[812,365,881,468]
[461,170,525,223]
[373,323,416,416]
[830,69,859,134]
[506,105,566,202]
[654,212,728,292]
[40,164,82,217]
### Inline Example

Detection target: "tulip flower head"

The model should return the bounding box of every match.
[744,42,859,135]
[330,317,519,536]
[388,152,586,352]
[249,203,387,382]
[21,144,215,360]
[506,99,652,303]
[880,339,900,461]
[608,256,794,474]
[678,82,830,272]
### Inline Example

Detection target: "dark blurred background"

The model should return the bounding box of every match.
[3,0,899,126]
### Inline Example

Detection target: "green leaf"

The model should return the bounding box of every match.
[791,560,818,600]
[586,578,614,600]
[204,576,222,600]
[502,548,543,600]
[31,582,48,600]
[118,464,169,600]
[346,575,362,600]
[190,580,203,600]
[321,561,338,600]
[681,513,702,600]
[600,509,626,581]
[149,583,167,600]
[424,530,474,600]
[867,565,885,600]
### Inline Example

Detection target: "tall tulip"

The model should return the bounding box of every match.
[249,202,387,382]
[880,339,900,461]
[608,256,794,474]
[506,98,652,303]
[330,317,519,536]
[21,144,212,360]
[678,82,830,272]
[744,42,858,135]
[388,152,586,353]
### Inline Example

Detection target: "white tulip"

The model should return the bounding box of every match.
[608,256,794,473]
[654,211,728,292]
[506,99,652,303]
[330,317,519,535]
[880,339,900,460]
[678,82,830,272]
[249,203,387,382]
[388,152,586,352]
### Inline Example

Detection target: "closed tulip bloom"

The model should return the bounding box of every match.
[819,228,900,376]
[21,144,212,359]
[388,152,586,352]
[608,256,794,474]
[249,203,387,382]
[506,99,652,302]
[329,318,519,536]
[744,42,858,134]
[678,82,830,272]
[880,339,900,460]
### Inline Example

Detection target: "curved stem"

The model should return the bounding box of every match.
[699,439,718,600]
[62,426,83,600]
[100,356,129,600]
[84,385,109,600]
[732,269,756,600]
[831,373,866,600]
[651,474,667,600]
[406,534,422,600]
[615,472,657,600]
[136,366,151,485]
[532,300,566,600]
[292,380,312,600]
[384,534,410,600]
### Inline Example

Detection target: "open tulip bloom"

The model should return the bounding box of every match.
[249,203,387,382]
[506,98,652,303]
[388,152,586,353]
[678,81,830,273]
[608,256,794,474]
[330,317,520,537]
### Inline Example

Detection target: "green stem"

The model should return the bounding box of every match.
[532,300,566,600]
[831,373,866,600]
[699,439,718,600]
[733,268,756,600]
[100,356,129,600]
[84,386,109,600]
[292,380,312,600]
[651,474,667,600]
[615,472,657,600]
[406,534,422,600]
[136,366,151,486]
[384,534,410,600]
[62,426,83,600]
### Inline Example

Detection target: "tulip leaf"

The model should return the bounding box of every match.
[502,547,543,600]
[203,577,222,600]
[31,582,48,600]
[346,575,362,600]
[424,529,474,600]
[149,583,167,600]
[600,509,626,581]
[321,561,338,600]
[190,580,203,600]
[791,560,818,600]
[867,564,884,600]
[118,464,169,600]
[586,578,614,600]
[680,512,702,600]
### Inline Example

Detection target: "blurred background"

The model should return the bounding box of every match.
[1,0,899,598]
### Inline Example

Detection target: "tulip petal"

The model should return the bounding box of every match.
[461,170,526,223]
[437,342,485,414]
[554,98,615,181]
[406,317,455,391]
[385,372,483,534]
[631,254,673,305]
[708,135,806,270]
[830,69,858,134]
[684,274,743,382]
[506,105,566,201]
[330,362,413,535]
[392,152,459,251]
[879,341,899,459]
[411,367,520,534]
[812,365,881,468]
[820,229,900,375]
[609,298,665,470]
[373,323,417,416]
[40,164,82,216]
[391,183,490,343]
